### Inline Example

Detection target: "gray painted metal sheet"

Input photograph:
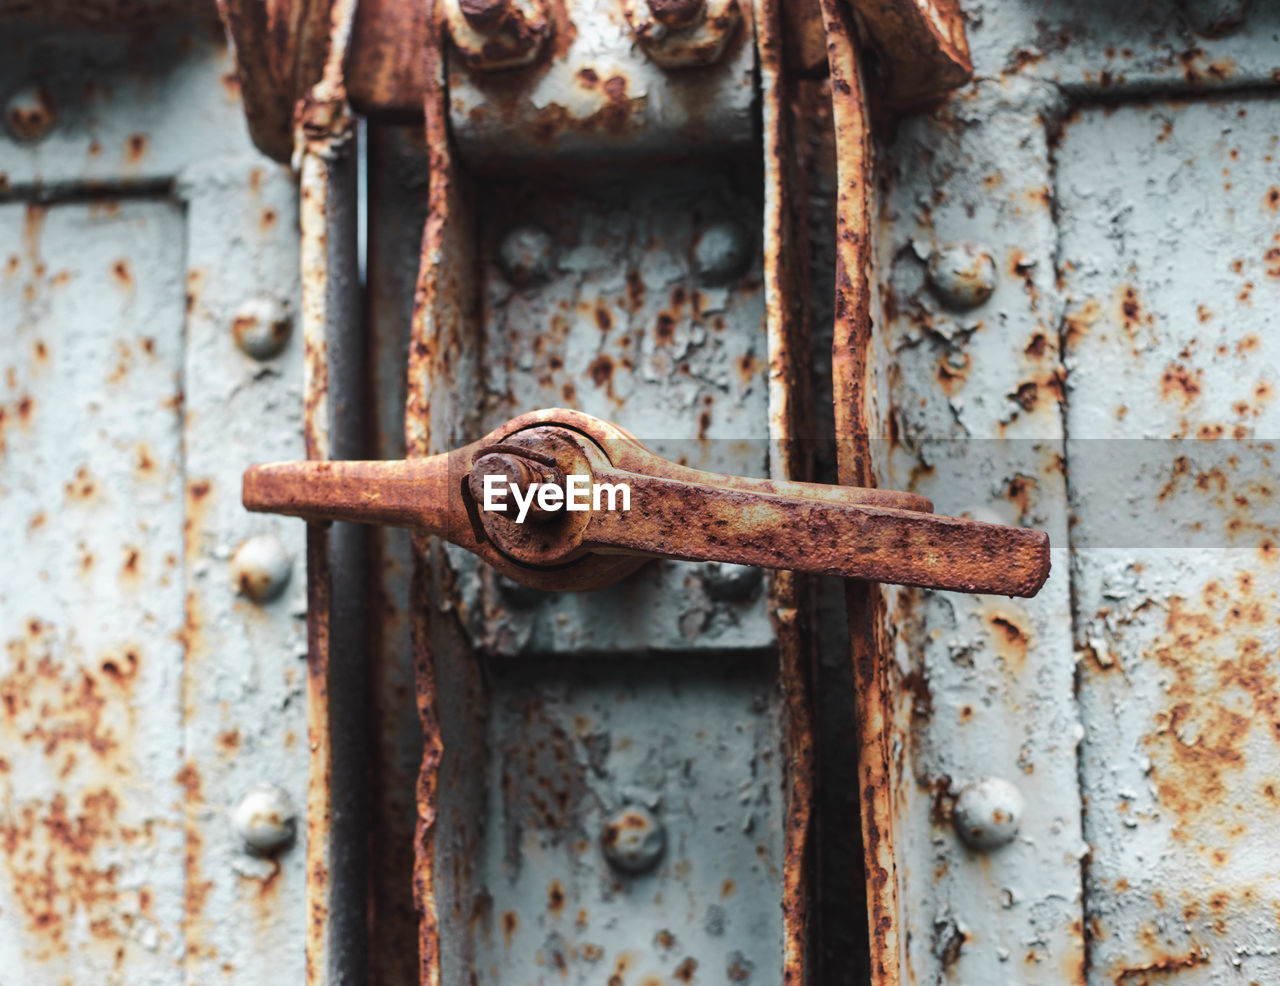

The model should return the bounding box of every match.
[0,24,306,986]
[177,156,307,984]
[873,77,1085,986]
[961,0,1280,95]
[1058,95,1280,986]
[0,196,188,985]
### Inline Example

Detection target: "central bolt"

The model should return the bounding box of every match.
[647,0,704,27]
[470,450,565,523]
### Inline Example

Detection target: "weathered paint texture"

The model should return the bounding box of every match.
[874,77,1083,986]
[177,157,307,984]
[1,198,189,985]
[446,0,757,161]
[1059,96,1280,986]
[0,18,308,986]
[862,2,1280,984]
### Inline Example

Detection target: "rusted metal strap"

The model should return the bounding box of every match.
[819,0,904,983]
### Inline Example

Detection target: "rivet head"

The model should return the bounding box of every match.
[692,220,752,286]
[927,243,997,311]
[232,783,297,856]
[498,225,555,287]
[953,777,1024,850]
[700,561,762,602]
[4,83,55,142]
[601,805,666,874]
[230,535,292,603]
[232,296,293,360]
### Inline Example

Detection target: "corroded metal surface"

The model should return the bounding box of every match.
[178,157,308,984]
[245,407,1049,595]
[364,123,430,986]
[216,0,337,162]
[0,197,189,985]
[872,77,1083,985]
[0,20,252,195]
[445,0,757,161]
[1059,97,1280,986]
[0,20,309,985]
[293,12,369,978]
[849,0,971,105]
[817,4,906,984]
[960,0,1280,94]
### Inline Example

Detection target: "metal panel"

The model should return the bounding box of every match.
[870,75,1084,985]
[0,196,188,985]
[177,156,307,984]
[0,20,257,194]
[961,0,1280,94]
[1058,95,1280,986]
[0,22,308,985]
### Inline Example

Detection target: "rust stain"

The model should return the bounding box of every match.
[125,134,147,164]
[1160,362,1202,406]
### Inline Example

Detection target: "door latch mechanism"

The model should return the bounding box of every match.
[244,407,1049,596]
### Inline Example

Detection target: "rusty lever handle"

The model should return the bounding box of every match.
[243,408,1049,596]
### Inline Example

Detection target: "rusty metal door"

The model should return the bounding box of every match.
[4,1,1280,985]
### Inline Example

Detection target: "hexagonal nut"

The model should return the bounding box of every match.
[601,805,666,874]
[232,783,297,856]
[230,535,292,604]
[232,296,293,360]
[953,776,1024,851]
[927,243,997,311]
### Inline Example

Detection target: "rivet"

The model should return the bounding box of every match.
[4,83,55,143]
[498,225,556,287]
[927,243,997,311]
[1178,0,1249,37]
[953,776,1024,850]
[230,535,292,603]
[700,561,762,602]
[232,296,293,360]
[232,783,297,856]
[692,220,752,286]
[601,804,666,874]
